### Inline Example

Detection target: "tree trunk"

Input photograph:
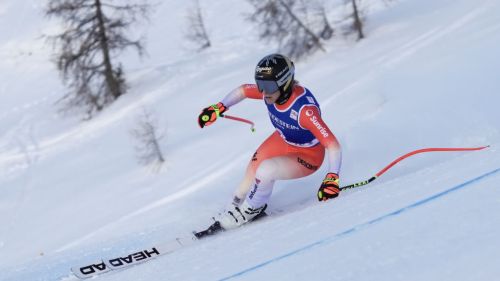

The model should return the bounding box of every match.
[95,0,121,99]
[351,0,365,40]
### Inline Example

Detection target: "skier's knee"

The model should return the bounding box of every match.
[255,159,278,182]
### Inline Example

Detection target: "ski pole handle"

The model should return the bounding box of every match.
[340,176,377,191]
[340,145,490,191]
[223,114,256,132]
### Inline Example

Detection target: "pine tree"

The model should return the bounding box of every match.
[45,0,149,118]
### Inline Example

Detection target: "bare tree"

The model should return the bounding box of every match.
[130,108,166,172]
[246,0,332,60]
[348,0,364,40]
[184,0,211,51]
[45,0,150,119]
[318,4,334,40]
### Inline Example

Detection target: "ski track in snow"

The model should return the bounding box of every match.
[323,1,492,108]
[219,167,500,280]
[55,153,250,252]
[379,3,490,68]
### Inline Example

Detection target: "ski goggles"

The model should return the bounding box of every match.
[256,79,279,94]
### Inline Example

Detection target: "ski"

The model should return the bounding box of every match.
[71,236,196,279]
[71,212,269,279]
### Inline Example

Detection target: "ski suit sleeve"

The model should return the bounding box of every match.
[221,84,263,108]
[299,105,342,175]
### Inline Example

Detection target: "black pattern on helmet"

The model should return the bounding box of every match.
[255,54,295,104]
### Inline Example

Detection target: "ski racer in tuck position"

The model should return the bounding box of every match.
[198,54,342,230]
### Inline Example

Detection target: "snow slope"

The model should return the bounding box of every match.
[0,0,499,280]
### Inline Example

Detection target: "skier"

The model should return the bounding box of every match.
[198,54,342,230]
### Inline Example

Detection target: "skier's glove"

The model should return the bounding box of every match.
[317,173,340,201]
[198,102,227,128]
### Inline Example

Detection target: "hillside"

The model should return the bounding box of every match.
[0,0,499,280]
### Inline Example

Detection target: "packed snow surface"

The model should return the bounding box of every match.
[0,0,499,280]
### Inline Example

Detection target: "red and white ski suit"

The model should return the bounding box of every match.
[222,84,342,207]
